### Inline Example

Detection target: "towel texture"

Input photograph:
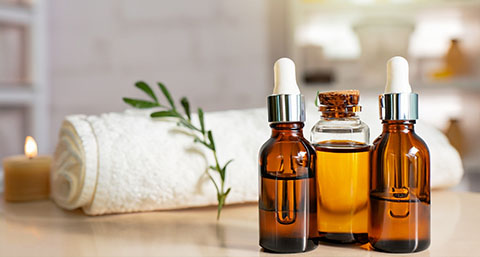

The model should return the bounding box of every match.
[52,107,463,215]
[52,109,268,215]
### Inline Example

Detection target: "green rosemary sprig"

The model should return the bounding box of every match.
[123,81,233,220]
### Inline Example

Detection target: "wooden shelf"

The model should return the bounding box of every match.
[0,0,49,151]
[0,4,31,25]
[0,86,34,105]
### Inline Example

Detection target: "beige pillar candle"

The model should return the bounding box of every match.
[2,136,51,202]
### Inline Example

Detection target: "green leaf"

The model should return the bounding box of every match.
[205,169,220,193]
[157,82,176,110]
[194,138,214,150]
[135,81,158,103]
[198,108,205,134]
[220,159,234,181]
[207,130,215,151]
[222,159,234,172]
[123,98,159,109]
[180,97,191,121]
[150,110,180,118]
[315,90,320,107]
[179,119,201,132]
[224,187,231,197]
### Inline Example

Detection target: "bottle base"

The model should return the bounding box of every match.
[318,232,368,244]
[260,238,317,253]
[370,239,430,253]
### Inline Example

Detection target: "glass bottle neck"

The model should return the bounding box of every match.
[270,122,304,137]
[382,120,415,133]
[320,113,360,120]
[319,104,361,119]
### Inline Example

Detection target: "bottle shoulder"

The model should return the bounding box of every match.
[412,132,430,152]
[411,133,430,157]
[311,119,369,132]
[310,118,370,144]
[259,136,315,156]
[371,130,430,157]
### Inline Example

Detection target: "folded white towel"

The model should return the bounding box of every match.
[52,106,463,215]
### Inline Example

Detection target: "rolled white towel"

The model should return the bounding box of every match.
[51,106,463,215]
[52,108,269,215]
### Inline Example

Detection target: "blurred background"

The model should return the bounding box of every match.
[0,0,479,189]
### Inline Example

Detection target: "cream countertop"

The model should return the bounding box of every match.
[0,190,477,257]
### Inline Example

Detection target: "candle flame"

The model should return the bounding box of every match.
[25,136,38,158]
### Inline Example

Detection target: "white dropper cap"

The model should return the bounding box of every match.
[384,56,412,93]
[273,57,300,95]
[380,56,418,120]
[267,58,305,122]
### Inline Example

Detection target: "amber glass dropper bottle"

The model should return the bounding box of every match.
[258,58,317,253]
[369,56,431,253]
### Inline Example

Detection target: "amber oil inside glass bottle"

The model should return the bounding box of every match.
[310,90,370,244]
[369,120,430,253]
[259,122,318,253]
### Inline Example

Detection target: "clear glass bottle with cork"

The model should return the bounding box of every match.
[310,90,370,244]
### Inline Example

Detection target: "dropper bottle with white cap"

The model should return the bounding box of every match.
[369,56,431,253]
[258,58,318,253]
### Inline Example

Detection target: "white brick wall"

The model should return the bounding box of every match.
[48,0,270,152]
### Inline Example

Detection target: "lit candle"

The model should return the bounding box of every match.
[2,136,52,202]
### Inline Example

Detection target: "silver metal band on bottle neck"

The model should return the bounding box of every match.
[267,94,305,123]
[379,93,418,120]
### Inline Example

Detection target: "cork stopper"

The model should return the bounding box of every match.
[318,90,360,106]
[317,90,361,118]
